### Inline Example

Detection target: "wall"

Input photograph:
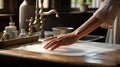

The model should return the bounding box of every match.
[0,0,22,32]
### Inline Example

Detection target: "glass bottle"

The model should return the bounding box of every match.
[19,0,35,32]
[18,29,28,38]
[8,22,18,39]
[1,26,12,41]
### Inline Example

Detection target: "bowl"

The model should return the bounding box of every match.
[52,27,74,36]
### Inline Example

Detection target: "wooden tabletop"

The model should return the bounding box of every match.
[0,42,120,67]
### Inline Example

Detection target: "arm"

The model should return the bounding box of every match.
[44,16,103,50]
[73,16,103,40]
[44,0,118,50]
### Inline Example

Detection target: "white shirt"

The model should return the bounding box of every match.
[93,0,120,44]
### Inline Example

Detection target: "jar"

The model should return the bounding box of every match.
[18,29,28,38]
[19,0,35,32]
[1,26,12,41]
[8,22,18,39]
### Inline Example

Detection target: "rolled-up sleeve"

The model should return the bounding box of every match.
[93,0,120,25]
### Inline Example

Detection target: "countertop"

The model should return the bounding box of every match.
[0,40,120,67]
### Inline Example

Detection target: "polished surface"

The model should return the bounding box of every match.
[0,41,120,67]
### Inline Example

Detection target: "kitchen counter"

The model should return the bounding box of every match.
[0,41,120,67]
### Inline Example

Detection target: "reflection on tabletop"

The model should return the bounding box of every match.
[10,40,120,56]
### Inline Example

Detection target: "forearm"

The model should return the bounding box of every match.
[73,16,103,40]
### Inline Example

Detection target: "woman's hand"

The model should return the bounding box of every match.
[43,32,78,50]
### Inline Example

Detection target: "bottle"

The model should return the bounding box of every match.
[0,26,12,41]
[18,29,28,38]
[19,0,35,32]
[8,22,18,39]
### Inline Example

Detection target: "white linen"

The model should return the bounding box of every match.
[12,41,120,56]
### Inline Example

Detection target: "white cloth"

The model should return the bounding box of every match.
[12,41,120,56]
[93,0,120,44]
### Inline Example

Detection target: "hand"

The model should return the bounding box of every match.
[44,32,78,50]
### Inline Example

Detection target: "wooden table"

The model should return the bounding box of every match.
[0,41,120,67]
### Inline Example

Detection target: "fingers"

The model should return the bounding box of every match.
[44,36,57,42]
[44,41,54,49]
[43,34,68,50]
[50,44,60,50]
[44,41,59,49]
[44,40,60,50]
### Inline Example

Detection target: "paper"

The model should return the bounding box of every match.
[12,41,120,56]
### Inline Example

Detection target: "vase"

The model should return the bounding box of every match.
[19,0,35,31]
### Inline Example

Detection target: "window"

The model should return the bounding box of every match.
[91,0,101,8]
[39,0,49,8]
[0,0,4,9]
[0,0,9,13]
[0,0,21,14]
[71,0,81,8]
[71,0,101,9]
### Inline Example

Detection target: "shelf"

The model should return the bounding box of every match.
[0,14,16,16]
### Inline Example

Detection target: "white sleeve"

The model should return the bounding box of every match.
[93,0,119,25]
